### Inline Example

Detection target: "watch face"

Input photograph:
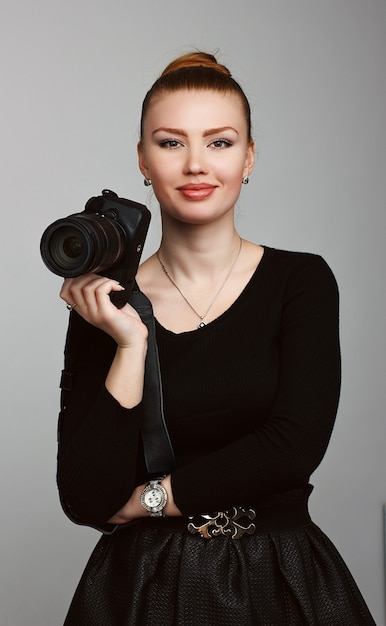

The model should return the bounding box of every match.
[141,479,167,515]
[144,488,163,508]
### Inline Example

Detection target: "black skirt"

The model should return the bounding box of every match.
[63,488,375,625]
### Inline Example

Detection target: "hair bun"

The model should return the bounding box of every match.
[140,50,252,142]
[161,52,231,78]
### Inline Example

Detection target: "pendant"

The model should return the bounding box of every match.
[198,320,206,328]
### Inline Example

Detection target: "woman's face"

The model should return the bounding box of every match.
[138,89,254,225]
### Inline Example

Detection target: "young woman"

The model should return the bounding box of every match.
[58,52,375,625]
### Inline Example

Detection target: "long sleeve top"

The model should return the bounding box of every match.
[57,247,341,531]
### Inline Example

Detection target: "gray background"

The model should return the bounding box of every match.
[1,1,385,624]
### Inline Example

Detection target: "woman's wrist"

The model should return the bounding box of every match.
[161,475,182,517]
[107,484,147,524]
[108,476,182,524]
[105,340,148,408]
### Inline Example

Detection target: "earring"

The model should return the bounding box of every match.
[144,178,152,187]
[242,176,249,185]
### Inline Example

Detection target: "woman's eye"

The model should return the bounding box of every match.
[210,139,232,149]
[159,139,181,149]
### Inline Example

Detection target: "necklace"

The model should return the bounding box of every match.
[156,237,243,328]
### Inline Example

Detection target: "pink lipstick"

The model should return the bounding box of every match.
[177,183,216,200]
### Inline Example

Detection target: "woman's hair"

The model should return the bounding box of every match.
[140,51,252,141]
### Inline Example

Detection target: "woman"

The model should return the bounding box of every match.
[58,52,375,624]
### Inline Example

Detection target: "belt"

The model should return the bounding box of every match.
[137,486,313,540]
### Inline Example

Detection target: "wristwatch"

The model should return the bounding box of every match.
[140,477,168,517]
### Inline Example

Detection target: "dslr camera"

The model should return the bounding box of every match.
[40,189,151,307]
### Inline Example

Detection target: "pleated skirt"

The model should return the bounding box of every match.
[63,491,375,625]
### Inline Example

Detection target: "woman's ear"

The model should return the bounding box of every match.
[243,140,255,179]
[137,141,149,178]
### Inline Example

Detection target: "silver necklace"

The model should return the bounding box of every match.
[156,237,243,328]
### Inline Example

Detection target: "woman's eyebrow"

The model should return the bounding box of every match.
[152,127,187,136]
[203,126,239,137]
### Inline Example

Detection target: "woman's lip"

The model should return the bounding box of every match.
[177,184,216,199]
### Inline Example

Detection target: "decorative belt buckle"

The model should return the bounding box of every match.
[187,506,256,539]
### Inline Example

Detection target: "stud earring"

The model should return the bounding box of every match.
[242,176,249,185]
[144,178,152,187]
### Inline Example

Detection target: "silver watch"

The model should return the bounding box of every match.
[140,477,168,517]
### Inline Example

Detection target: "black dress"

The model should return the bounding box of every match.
[59,248,375,624]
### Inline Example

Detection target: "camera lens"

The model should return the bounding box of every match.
[40,213,125,277]
[47,226,91,274]
[62,235,83,259]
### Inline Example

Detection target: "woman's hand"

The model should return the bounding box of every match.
[60,274,148,347]
[108,475,182,524]
[60,274,148,408]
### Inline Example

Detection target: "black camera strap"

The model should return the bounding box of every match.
[129,290,176,476]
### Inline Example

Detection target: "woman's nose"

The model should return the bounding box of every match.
[183,147,208,175]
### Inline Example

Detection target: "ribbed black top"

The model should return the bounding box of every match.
[57,247,341,531]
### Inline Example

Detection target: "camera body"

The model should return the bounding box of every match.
[40,189,151,307]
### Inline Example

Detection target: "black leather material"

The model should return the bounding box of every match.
[129,290,176,476]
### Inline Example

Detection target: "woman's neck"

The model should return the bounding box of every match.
[158,230,242,285]
[157,210,242,283]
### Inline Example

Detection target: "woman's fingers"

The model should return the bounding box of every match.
[60,274,121,313]
[59,274,146,345]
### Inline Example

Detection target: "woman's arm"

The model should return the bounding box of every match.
[57,274,149,529]
[169,253,341,515]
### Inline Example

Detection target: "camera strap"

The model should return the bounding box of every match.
[129,290,176,476]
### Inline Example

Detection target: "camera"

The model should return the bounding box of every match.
[40,189,151,307]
